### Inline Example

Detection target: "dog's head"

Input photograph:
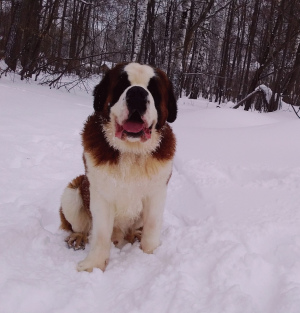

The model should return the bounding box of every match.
[93,62,177,152]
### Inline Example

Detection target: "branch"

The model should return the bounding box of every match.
[232,89,261,109]
[79,0,93,5]
[290,104,300,119]
[183,72,233,79]
[61,51,123,62]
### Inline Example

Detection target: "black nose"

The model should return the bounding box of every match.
[126,86,149,117]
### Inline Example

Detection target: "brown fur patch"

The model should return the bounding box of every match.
[79,175,92,218]
[82,113,120,166]
[93,63,129,116]
[157,68,177,123]
[65,232,89,250]
[156,70,169,127]
[83,154,88,172]
[62,175,92,230]
[59,207,73,232]
[153,124,176,162]
[148,68,177,128]
[67,175,84,189]
[66,174,92,219]
[124,227,143,244]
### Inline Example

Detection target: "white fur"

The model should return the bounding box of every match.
[109,89,129,127]
[61,187,90,233]
[124,63,155,87]
[77,151,172,272]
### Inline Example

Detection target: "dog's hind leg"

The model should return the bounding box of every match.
[60,175,92,250]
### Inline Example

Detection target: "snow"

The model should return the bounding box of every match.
[255,84,273,104]
[1,75,300,313]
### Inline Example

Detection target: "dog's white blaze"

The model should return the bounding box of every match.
[110,91,129,126]
[124,63,155,87]
[77,152,173,270]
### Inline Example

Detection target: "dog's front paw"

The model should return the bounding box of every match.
[77,257,108,272]
[140,237,160,254]
[77,260,94,272]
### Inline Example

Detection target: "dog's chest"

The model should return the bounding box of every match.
[85,152,172,218]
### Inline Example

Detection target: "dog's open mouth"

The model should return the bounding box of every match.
[115,112,152,141]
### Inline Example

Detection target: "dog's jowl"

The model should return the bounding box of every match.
[59,62,177,272]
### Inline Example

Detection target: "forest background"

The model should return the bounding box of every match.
[1,0,300,112]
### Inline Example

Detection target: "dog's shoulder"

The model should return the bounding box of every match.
[152,124,176,162]
[81,113,120,166]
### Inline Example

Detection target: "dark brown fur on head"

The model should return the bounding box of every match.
[92,63,177,129]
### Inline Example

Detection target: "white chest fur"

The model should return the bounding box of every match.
[84,152,172,228]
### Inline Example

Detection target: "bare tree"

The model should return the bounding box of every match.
[132,0,149,62]
[4,0,23,71]
[0,0,299,109]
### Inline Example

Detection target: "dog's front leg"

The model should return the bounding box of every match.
[141,186,167,254]
[77,194,114,272]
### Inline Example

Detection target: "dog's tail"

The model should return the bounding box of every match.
[59,175,91,234]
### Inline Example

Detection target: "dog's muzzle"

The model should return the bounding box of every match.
[126,86,149,117]
[115,86,152,141]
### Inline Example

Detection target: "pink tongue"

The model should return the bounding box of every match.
[122,121,144,133]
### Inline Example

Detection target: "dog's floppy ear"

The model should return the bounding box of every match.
[93,71,110,112]
[167,81,177,123]
[152,69,178,125]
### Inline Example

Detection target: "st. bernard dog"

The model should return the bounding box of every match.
[59,62,177,272]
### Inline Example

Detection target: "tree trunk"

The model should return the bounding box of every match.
[132,0,149,62]
[5,0,23,71]
[21,0,60,78]
[242,0,260,100]
[124,0,137,61]
[19,0,42,78]
[245,0,285,111]
[143,0,155,66]
[282,40,300,105]
[173,0,191,96]
[55,0,68,71]
[215,0,235,104]
[68,0,80,71]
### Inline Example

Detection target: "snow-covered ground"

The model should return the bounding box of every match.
[1,74,300,313]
